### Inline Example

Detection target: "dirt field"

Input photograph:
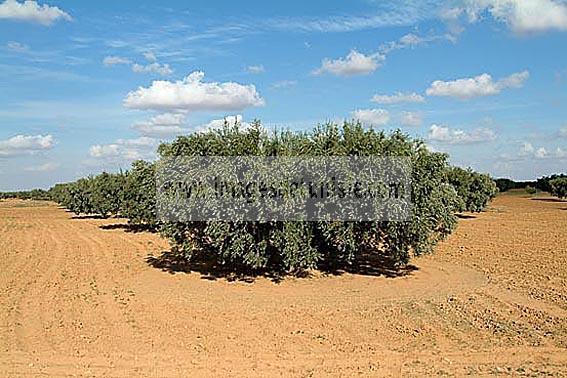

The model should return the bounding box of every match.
[1,194,566,377]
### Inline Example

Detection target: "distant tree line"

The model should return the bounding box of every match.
[0,189,51,200]
[495,174,567,194]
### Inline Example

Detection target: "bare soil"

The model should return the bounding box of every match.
[0,194,566,377]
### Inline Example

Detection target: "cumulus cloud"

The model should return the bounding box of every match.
[247,65,265,74]
[103,56,132,66]
[428,124,496,144]
[426,71,529,99]
[518,142,567,159]
[132,113,189,137]
[464,0,567,33]
[519,141,535,156]
[89,137,157,161]
[24,162,59,172]
[371,92,425,104]
[123,71,265,112]
[399,111,423,127]
[0,134,54,157]
[560,127,567,138]
[0,0,71,25]
[351,108,390,126]
[313,50,384,77]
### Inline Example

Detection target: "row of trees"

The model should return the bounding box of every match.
[4,121,500,274]
[48,163,157,224]
[446,167,497,213]
[0,189,51,200]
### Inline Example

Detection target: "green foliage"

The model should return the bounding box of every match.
[446,167,497,213]
[537,174,567,193]
[90,172,127,218]
[550,177,567,199]
[52,172,126,218]
[525,186,537,195]
[66,177,96,215]
[20,119,508,276]
[494,178,537,192]
[121,160,157,227]
[157,121,461,273]
[48,183,73,206]
[495,178,516,192]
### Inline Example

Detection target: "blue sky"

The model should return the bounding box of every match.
[0,0,566,190]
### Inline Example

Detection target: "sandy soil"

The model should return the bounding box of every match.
[0,194,566,377]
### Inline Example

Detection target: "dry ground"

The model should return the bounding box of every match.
[0,194,566,377]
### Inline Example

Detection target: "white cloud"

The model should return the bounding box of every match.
[534,147,548,159]
[247,65,265,74]
[351,108,390,126]
[556,147,567,158]
[272,80,297,89]
[0,0,71,25]
[24,162,59,172]
[426,71,529,99]
[132,62,173,76]
[560,127,567,138]
[398,33,423,46]
[518,142,567,159]
[143,51,157,62]
[89,137,157,161]
[498,71,531,88]
[464,0,567,33]
[265,5,436,33]
[123,71,265,112]
[371,92,425,104]
[0,134,54,157]
[520,141,535,156]
[103,56,132,66]
[399,111,423,127]
[6,41,28,52]
[314,32,451,79]
[384,30,458,54]
[380,32,446,53]
[0,135,55,157]
[440,7,467,38]
[132,112,189,137]
[313,50,383,77]
[196,114,251,132]
[104,54,172,76]
[428,124,496,144]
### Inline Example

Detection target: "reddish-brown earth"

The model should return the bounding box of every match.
[1,194,566,377]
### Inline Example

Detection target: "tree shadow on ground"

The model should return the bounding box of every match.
[318,251,418,279]
[99,223,157,233]
[145,249,418,284]
[457,213,477,219]
[71,214,107,220]
[531,198,566,203]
